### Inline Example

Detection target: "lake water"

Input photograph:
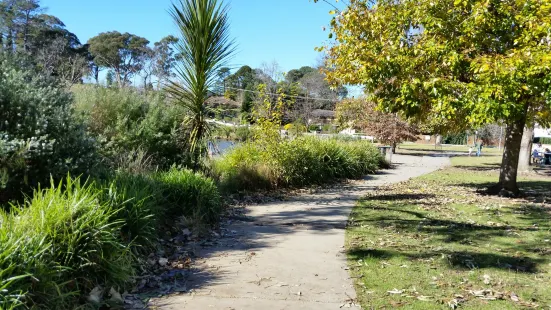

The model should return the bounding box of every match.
[208,140,239,156]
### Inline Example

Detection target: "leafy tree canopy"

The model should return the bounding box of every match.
[88,31,150,87]
[335,98,418,151]
[151,35,179,88]
[319,0,551,194]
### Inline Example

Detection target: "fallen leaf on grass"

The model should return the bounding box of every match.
[387,289,404,294]
[468,289,505,300]
[447,295,466,309]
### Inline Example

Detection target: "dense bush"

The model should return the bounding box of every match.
[100,173,160,249]
[152,168,222,224]
[535,137,551,145]
[212,137,386,192]
[0,54,99,203]
[72,85,187,168]
[0,177,133,309]
[101,168,222,248]
[0,168,222,309]
[443,132,467,145]
[210,143,274,192]
[235,126,252,142]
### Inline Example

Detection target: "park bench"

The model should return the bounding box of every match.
[532,151,551,165]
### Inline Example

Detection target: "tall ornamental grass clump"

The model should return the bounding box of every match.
[0,169,223,309]
[152,168,222,224]
[100,173,161,250]
[212,137,386,192]
[100,168,222,249]
[0,177,133,309]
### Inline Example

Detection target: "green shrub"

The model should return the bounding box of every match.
[235,126,252,142]
[153,168,222,224]
[100,173,160,250]
[443,132,467,145]
[0,54,99,203]
[274,138,383,186]
[535,137,551,144]
[211,143,275,192]
[0,176,133,309]
[212,137,385,192]
[97,168,223,250]
[72,85,186,169]
[308,124,320,132]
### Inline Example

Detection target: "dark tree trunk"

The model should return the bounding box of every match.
[391,142,397,154]
[517,126,534,172]
[93,67,99,84]
[498,112,527,195]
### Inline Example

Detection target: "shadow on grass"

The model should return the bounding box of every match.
[394,152,460,158]
[455,180,551,202]
[397,148,466,154]
[453,162,502,171]
[348,190,551,273]
[348,248,543,273]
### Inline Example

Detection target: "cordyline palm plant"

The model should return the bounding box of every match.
[167,0,235,169]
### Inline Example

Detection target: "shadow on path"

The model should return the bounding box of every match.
[148,154,450,309]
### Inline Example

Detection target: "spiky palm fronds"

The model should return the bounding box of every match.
[167,0,235,166]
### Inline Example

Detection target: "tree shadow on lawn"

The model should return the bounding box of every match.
[347,248,544,273]
[394,152,460,158]
[398,148,466,154]
[455,180,551,202]
[454,162,502,171]
[353,204,547,243]
[348,194,550,273]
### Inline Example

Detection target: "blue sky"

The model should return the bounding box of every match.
[40,0,342,73]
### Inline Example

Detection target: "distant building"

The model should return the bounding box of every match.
[205,96,241,109]
[311,109,335,124]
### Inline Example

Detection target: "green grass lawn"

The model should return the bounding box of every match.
[347,157,551,309]
[398,143,503,155]
[451,154,503,167]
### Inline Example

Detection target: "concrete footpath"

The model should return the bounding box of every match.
[151,155,450,309]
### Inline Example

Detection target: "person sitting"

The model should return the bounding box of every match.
[532,148,543,164]
[545,148,551,165]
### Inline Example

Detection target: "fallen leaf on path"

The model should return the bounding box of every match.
[108,287,124,304]
[87,286,103,305]
[158,257,168,267]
